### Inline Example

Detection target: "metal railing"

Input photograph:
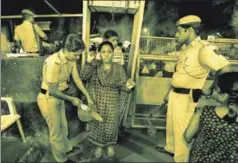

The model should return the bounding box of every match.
[139,36,238,60]
[0,14,83,19]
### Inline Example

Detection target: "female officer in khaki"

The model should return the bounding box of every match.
[37,33,93,163]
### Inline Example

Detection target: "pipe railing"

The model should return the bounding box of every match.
[0,14,83,19]
[139,54,238,65]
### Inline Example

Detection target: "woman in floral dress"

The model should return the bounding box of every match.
[184,71,238,163]
[80,41,135,158]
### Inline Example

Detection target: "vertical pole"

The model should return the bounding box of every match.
[127,0,146,80]
[123,1,146,128]
[82,1,91,67]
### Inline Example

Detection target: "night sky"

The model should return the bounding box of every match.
[1,0,235,37]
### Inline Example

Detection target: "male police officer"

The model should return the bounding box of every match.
[14,9,48,54]
[155,15,230,162]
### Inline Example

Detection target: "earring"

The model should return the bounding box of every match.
[228,108,237,118]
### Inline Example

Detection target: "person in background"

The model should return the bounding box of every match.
[184,71,238,163]
[80,41,135,159]
[103,30,125,65]
[1,32,11,55]
[37,34,93,163]
[14,9,48,55]
[155,15,230,162]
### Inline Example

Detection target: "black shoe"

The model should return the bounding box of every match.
[155,146,174,157]
[67,146,82,156]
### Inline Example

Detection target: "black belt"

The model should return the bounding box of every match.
[40,88,69,95]
[172,87,190,94]
[27,51,39,53]
[172,87,202,103]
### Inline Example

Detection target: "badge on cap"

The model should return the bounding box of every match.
[176,15,201,27]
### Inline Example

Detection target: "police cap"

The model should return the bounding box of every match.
[21,9,35,16]
[176,15,201,27]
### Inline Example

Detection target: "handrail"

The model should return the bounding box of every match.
[140,36,238,43]
[0,14,83,19]
[210,38,238,44]
[139,55,177,61]
[140,36,176,40]
[139,54,238,64]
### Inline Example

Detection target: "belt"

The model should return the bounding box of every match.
[27,51,39,53]
[172,86,190,94]
[40,88,69,95]
[172,87,202,102]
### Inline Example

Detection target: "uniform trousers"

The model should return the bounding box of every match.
[37,93,73,162]
[165,90,198,162]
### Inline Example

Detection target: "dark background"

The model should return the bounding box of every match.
[1,0,237,38]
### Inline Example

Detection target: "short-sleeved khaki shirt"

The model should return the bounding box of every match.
[172,37,229,89]
[41,51,75,91]
[14,20,46,52]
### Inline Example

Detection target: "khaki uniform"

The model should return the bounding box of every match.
[165,37,229,162]
[14,20,46,53]
[37,51,75,162]
[1,32,10,54]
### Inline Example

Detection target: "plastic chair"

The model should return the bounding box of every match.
[1,97,26,143]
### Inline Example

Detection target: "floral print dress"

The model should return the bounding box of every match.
[189,106,238,163]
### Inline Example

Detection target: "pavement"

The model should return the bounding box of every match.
[41,129,174,162]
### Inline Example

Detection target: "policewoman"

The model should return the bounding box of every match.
[37,33,93,163]
[155,15,230,162]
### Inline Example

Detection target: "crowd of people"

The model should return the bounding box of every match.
[2,8,238,163]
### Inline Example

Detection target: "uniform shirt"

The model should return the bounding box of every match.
[1,32,10,54]
[41,50,75,91]
[172,37,229,89]
[14,20,46,52]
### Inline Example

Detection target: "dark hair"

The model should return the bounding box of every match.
[62,33,85,52]
[118,42,123,47]
[21,13,32,20]
[180,24,201,35]
[103,30,118,39]
[89,43,97,52]
[98,41,114,52]
[218,72,238,94]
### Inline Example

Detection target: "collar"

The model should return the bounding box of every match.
[23,20,32,25]
[55,50,68,64]
[189,36,201,48]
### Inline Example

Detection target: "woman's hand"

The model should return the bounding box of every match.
[86,96,94,109]
[71,97,82,108]
[126,79,135,90]
[87,51,96,63]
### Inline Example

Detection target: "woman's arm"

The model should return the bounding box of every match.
[118,66,135,92]
[72,62,93,106]
[184,108,202,143]
[47,64,81,106]
[79,62,95,81]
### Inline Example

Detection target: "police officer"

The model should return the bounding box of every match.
[37,34,93,163]
[155,15,230,162]
[14,9,48,54]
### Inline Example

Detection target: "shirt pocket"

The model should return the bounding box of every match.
[59,64,71,82]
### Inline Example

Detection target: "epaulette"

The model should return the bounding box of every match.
[197,40,210,47]
[198,40,221,55]
[54,62,60,65]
